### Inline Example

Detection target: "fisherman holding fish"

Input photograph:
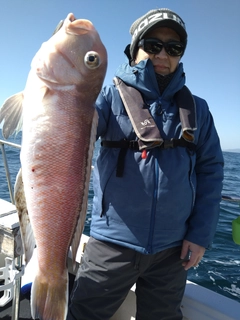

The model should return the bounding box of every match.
[67,7,224,320]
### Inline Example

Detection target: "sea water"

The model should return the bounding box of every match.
[0,130,240,303]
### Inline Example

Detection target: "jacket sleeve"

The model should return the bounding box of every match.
[184,99,224,248]
[95,86,112,140]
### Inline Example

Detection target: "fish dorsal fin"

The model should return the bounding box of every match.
[14,168,36,264]
[0,92,23,139]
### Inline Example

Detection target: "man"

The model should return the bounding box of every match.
[68,8,224,320]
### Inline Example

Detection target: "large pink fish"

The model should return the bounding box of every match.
[0,13,107,320]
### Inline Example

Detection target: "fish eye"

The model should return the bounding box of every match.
[84,51,100,69]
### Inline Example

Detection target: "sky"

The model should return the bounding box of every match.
[0,0,239,150]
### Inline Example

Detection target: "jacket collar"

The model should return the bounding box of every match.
[115,59,186,102]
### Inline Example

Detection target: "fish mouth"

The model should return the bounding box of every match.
[66,13,94,34]
[68,13,76,22]
[52,13,76,36]
[52,13,94,36]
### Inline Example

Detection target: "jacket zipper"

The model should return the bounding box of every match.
[147,155,159,253]
[189,151,196,208]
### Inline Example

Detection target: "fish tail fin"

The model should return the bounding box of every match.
[31,269,68,320]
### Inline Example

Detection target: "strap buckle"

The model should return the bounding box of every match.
[129,140,138,150]
[162,140,174,149]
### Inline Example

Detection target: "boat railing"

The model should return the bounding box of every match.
[0,139,22,320]
[0,139,21,204]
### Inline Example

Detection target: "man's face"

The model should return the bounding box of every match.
[135,27,182,75]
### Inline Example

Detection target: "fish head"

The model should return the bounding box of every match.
[32,13,107,100]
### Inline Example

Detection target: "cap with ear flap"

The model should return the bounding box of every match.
[129,8,187,59]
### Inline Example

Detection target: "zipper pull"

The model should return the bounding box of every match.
[141,149,147,159]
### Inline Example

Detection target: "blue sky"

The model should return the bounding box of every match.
[0,0,239,150]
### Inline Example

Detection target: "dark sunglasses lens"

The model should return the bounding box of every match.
[165,43,184,56]
[144,40,163,54]
[139,39,184,56]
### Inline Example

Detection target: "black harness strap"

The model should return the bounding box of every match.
[116,147,128,177]
[101,138,196,178]
[101,138,196,151]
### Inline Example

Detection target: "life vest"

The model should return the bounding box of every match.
[101,76,197,177]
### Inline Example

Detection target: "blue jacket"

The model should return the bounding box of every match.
[90,59,224,254]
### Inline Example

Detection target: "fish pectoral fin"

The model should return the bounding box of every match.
[0,92,23,139]
[14,168,36,264]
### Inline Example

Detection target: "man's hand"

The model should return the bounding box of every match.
[180,240,205,270]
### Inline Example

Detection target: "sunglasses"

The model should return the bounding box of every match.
[138,38,185,57]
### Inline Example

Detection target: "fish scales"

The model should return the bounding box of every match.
[0,13,107,320]
[23,92,93,271]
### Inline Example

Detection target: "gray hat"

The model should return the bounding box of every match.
[129,8,187,59]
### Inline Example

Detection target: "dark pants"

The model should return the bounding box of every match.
[67,237,187,320]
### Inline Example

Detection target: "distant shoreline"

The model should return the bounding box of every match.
[223,149,240,154]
